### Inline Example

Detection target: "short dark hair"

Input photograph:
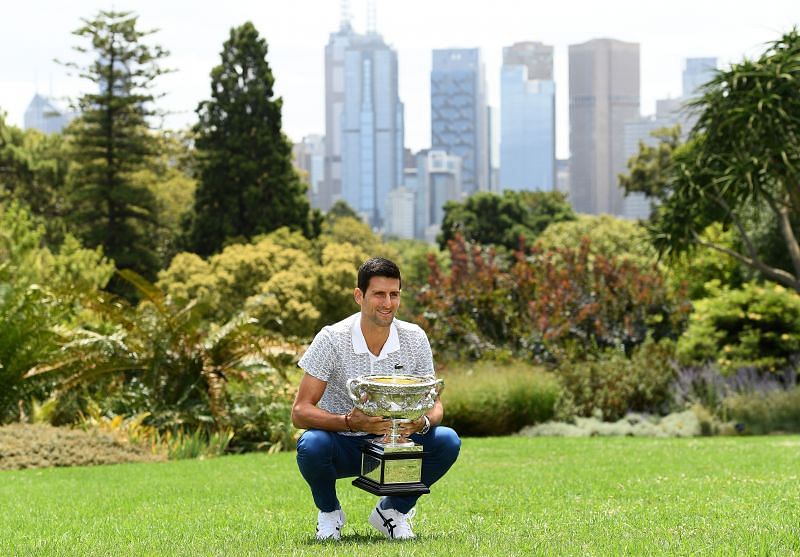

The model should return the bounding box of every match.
[357,257,402,293]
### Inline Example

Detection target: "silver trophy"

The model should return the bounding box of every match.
[346,373,444,495]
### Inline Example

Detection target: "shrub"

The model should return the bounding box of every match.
[519,409,706,438]
[723,387,800,434]
[0,424,163,470]
[438,361,561,436]
[225,372,299,453]
[417,235,689,363]
[677,281,800,373]
[555,338,677,421]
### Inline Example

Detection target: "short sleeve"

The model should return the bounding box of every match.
[298,327,337,382]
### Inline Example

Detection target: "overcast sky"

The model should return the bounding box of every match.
[1,0,798,158]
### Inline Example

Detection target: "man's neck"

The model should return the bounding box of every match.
[360,318,391,357]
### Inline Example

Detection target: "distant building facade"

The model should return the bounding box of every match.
[339,32,405,229]
[431,48,490,196]
[682,57,718,98]
[499,41,555,192]
[23,94,74,134]
[292,135,326,209]
[568,38,640,216]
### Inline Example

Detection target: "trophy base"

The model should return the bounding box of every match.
[352,476,430,496]
[352,440,430,496]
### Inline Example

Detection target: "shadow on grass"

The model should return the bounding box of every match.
[302,532,442,545]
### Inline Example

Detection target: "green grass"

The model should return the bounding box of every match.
[1,436,799,556]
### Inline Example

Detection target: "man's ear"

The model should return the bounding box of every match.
[354,287,363,306]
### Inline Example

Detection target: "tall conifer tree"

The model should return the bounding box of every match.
[188,22,310,256]
[64,11,169,282]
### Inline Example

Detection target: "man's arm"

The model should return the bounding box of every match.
[291,373,390,434]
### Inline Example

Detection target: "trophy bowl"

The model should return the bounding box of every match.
[347,374,443,446]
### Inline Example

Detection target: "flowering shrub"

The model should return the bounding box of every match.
[417,235,690,363]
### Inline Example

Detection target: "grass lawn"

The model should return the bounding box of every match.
[1,436,799,556]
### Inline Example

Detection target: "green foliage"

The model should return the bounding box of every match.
[555,338,678,421]
[27,272,271,435]
[535,214,657,267]
[226,373,298,453]
[188,21,310,256]
[63,10,170,283]
[0,203,114,422]
[650,29,800,292]
[667,224,745,299]
[326,199,360,222]
[438,189,575,253]
[677,282,800,373]
[439,361,561,436]
[317,216,396,260]
[619,124,682,201]
[723,387,800,434]
[0,114,70,242]
[130,130,198,265]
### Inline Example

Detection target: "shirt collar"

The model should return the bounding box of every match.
[351,313,400,360]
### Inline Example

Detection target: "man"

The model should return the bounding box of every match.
[292,257,461,541]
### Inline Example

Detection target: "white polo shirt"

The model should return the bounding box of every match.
[298,312,435,434]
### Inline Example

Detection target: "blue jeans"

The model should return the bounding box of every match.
[296,427,461,514]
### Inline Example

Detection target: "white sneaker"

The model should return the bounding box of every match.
[316,508,346,541]
[369,502,416,540]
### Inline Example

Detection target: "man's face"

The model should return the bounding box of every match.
[355,276,401,328]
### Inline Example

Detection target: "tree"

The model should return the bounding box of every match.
[0,113,70,243]
[438,190,575,252]
[62,11,170,282]
[188,22,311,256]
[648,29,800,293]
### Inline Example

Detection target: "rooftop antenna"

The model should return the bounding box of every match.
[366,0,377,35]
[340,0,352,31]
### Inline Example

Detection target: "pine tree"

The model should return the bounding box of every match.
[188,22,311,256]
[63,10,170,282]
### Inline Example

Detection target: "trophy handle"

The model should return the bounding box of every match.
[346,377,363,403]
[432,378,445,398]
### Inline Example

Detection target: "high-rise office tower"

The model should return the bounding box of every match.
[322,13,357,212]
[682,57,718,98]
[431,49,490,195]
[23,94,74,134]
[568,38,640,215]
[499,41,555,191]
[340,31,404,229]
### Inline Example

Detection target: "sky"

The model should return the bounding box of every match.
[1,0,798,159]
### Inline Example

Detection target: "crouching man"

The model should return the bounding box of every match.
[292,257,461,540]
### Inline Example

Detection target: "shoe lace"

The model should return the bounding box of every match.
[395,508,416,534]
[318,510,342,532]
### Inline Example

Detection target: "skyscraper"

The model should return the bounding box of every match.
[340,32,404,229]
[321,18,357,212]
[568,38,640,215]
[431,49,490,195]
[682,57,718,98]
[499,41,555,192]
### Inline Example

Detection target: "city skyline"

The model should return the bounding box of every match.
[1,0,798,159]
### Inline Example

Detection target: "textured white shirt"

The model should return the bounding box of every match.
[298,312,435,435]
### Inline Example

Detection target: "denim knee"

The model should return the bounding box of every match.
[296,429,336,462]
[433,426,461,457]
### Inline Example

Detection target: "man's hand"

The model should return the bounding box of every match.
[348,408,391,435]
[397,415,426,436]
